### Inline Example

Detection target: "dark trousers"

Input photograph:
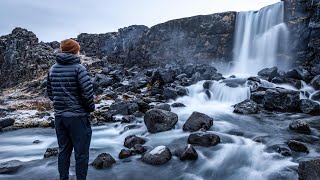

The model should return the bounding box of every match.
[55,116,92,180]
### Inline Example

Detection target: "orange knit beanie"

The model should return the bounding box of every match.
[60,39,80,54]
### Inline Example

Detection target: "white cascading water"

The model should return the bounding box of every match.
[232,2,290,76]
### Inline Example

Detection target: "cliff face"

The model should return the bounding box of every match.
[283,0,320,75]
[77,12,236,67]
[0,28,55,89]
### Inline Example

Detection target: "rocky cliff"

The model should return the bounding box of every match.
[0,28,55,89]
[283,0,320,76]
[77,12,236,67]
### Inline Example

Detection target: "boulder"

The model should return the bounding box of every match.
[93,74,113,88]
[109,101,128,115]
[154,103,171,111]
[171,102,186,107]
[263,88,300,112]
[288,140,309,153]
[188,132,220,146]
[124,135,146,148]
[250,91,266,104]
[289,120,311,134]
[132,144,147,154]
[183,112,213,132]
[276,146,292,156]
[203,80,213,90]
[127,103,139,114]
[163,87,178,100]
[0,118,14,128]
[299,99,320,115]
[176,86,188,96]
[0,160,22,174]
[298,159,320,180]
[233,99,259,114]
[141,146,171,165]
[135,98,151,113]
[121,115,136,124]
[144,109,178,133]
[91,153,116,169]
[118,149,133,159]
[284,66,311,82]
[44,147,58,158]
[173,145,198,161]
[258,67,279,81]
[310,75,320,90]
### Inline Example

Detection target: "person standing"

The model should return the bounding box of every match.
[47,39,95,180]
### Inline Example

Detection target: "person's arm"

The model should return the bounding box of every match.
[77,65,95,112]
[47,71,53,101]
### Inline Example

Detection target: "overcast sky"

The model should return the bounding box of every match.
[0,0,279,42]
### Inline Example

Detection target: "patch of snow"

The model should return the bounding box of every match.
[149,145,166,155]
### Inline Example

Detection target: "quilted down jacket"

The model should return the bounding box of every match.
[47,53,95,117]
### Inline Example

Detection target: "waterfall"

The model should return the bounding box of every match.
[232,2,290,76]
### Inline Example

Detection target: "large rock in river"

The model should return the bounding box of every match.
[141,146,171,165]
[233,99,259,114]
[263,88,300,112]
[183,111,213,132]
[144,109,178,133]
[91,153,116,169]
[299,99,320,115]
[188,132,220,146]
[298,159,320,180]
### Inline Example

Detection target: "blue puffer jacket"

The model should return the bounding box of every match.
[47,53,95,117]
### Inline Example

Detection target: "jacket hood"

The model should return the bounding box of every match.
[56,53,80,64]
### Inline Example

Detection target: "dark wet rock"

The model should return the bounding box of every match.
[118,149,133,159]
[310,75,320,90]
[188,132,220,146]
[121,115,136,124]
[124,135,146,148]
[171,102,186,107]
[250,91,266,104]
[91,153,116,169]
[135,98,151,113]
[276,146,292,156]
[183,111,213,132]
[289,120,311,134]
[284,66,311,82]
[288,140,309,153]
[144,109,178,133]
[93,74,113,88]
[99,110,115,122]
[203,80,213,90]
[141,146,171,165]
[163,87,178,100]
[127,103,139,114]
[0,118,14,128]
[200,66,218,80]
[132,144,147,154]
[0,160,22,174]
[233,99,259,114]
[299,99,320,115]
[247,76,261,83]
[204,90,211,99]
[263,88,300,112]
[103,90,118,99]
[310,91,320,102]
[173,145,198,161]
[258,67,279,81]
[33,140,42,144]
[109,101,129,115]
[154,103,171,111]
[298,159,320,180]
[176,86,188,96]
[133,111,144,118]
[44,147,58,158]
